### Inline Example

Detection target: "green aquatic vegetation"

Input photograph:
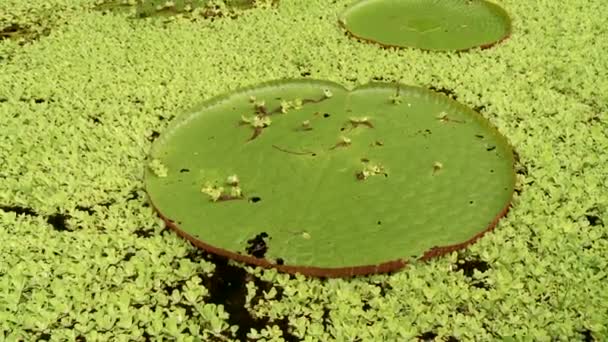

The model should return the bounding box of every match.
[93,0,273,19]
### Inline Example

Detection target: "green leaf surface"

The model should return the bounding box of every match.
[144,79,515,277]
[339,0,512,51]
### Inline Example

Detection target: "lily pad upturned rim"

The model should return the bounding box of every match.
[145,78,517,278]
[338,0,513,52]
[149,199,513,278]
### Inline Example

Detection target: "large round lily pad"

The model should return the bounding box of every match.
[338,0,512,51]
[144,79,515,277]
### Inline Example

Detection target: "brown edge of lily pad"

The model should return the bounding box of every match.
[337,9,512,52]
[147,191,514,278]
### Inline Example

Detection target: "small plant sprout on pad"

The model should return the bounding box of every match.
[226,174,239,186]
[279,98,304,114]
[241,115,271,128]
[292,98,303,110]
[356,162,386,180]
[287,229,312,240]
[389,92,402,105]
[280,100,291,114]
[201,183,224,202]
[300,120,312,131]
[229,186,243,198]
[241,114,272,140]
[349,116,374,128]
[253,99,267,114]
[389,94,402,105]
[339,135,351,145]
[201,175,243,202]
[330,135,352,150]
[226,174,243,197]
[148,158,168,178]
[323,88,333,98]
[433,161,443,174]
[437,111,464,124]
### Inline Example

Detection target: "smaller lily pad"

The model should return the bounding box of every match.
[339,0,512,51]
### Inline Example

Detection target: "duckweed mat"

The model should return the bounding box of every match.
[0,0,606,340]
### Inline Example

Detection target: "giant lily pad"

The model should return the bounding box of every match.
[144,79,515,277]
[338,0,512,51]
